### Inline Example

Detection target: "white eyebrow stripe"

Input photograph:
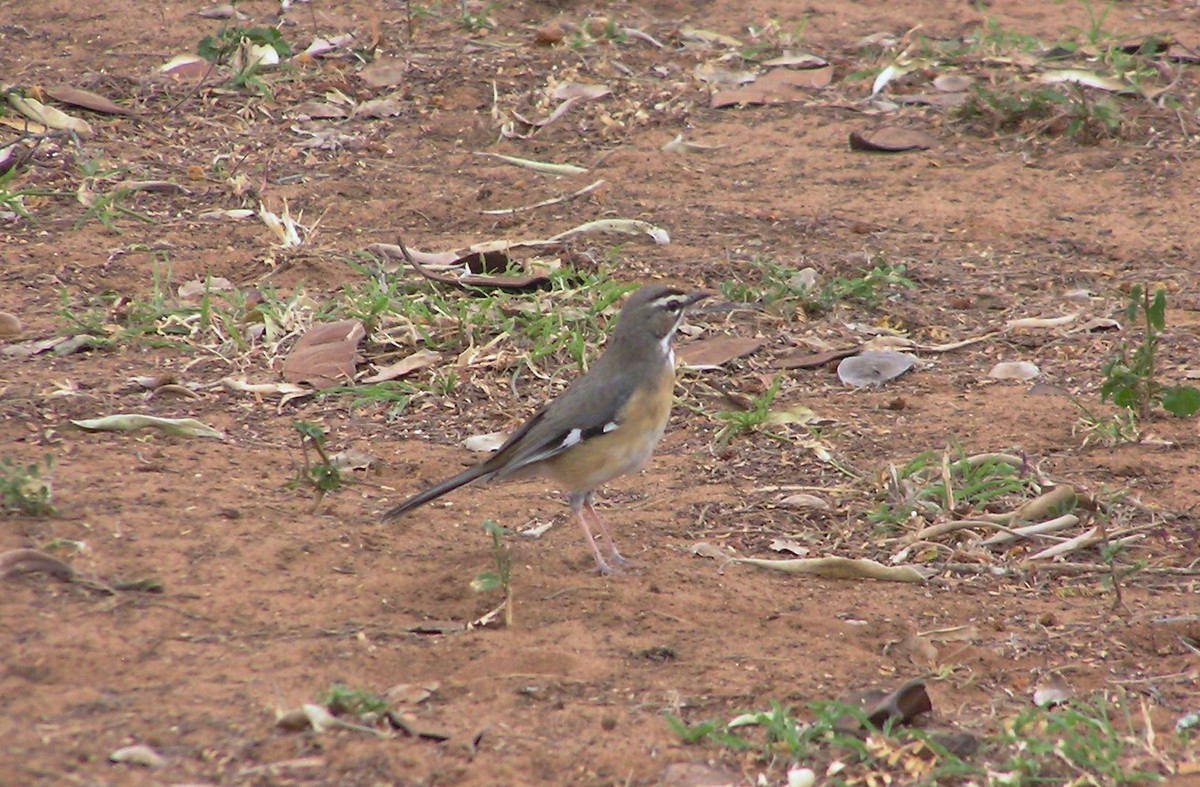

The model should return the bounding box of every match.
[651,292,689,310]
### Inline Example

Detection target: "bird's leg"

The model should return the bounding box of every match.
[583,493,634,568]
[570,492,621,576]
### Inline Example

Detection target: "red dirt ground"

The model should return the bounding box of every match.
[2,0,1199,784]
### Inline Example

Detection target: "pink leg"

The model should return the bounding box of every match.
[583,497,633,567]
[570,493,621,575]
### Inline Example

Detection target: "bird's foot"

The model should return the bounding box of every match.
[592,554,641,576]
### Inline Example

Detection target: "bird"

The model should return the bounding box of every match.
[382,284,710,575]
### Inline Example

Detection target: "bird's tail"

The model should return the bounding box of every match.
[381,464,491,520]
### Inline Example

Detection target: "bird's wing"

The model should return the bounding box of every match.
[486,363,635,479]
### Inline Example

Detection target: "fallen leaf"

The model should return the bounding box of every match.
[177,277,234,300]
[711,66,833,107]
[362,349,440,383]
[693,62,757,87]
[849,127,937,152]
[160,54,211,78]
[660,761,742,787]
[735,555,929,582]
[932,74,972,92]
[385,682,438,705]
[863,678,933,727]
[762,53,828,68]
[1039,69,1134,93]
[661,134,727,154]
[1077,317,1121,332]
[71,415,225,439]
[0,312,21,339]
[330,448,376,471]
[1007,313,1078,329]
[472,151,588,176]
[354,93,406,118]
[1033,675,1073,707]
[768,538,809,556]
[547,218,669,245]
[988,361,1040,380]
[300,33,356,58]
[7,94,93,137]
[550,81,610,101]
[282,319,365,389]
[109,745,166,768]
[359,57,408,88]
[0,549,75,580]
[837,350,916,387]
[680,27,743,48]
[45,85,133,115]
[198,4,246,19]
[464,432,508,453]
[774,346,858,369]
[503,96,583,138]
[896,92,969,109]
[292,101,349,119]
[778,493,831,510]
[676,336,762,369]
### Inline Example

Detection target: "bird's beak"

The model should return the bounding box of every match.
[684,291,713,307]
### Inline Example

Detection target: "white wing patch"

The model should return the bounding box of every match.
[561,428,583,448]
[602,421,619,433]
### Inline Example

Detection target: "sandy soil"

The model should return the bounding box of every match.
[2,0,1199,784]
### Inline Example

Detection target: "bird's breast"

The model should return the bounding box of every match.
[545,361,677,492]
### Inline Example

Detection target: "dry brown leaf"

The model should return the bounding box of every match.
[354,94,406,119]
[359,57,408,88]
[849,127,937,152]
[660,761,741,787]
[362,349,440,383]
[676,336,762,369]
[735,555,928,582]
[160,54,211,79]
[384,242,550,291]
[550,82,610,101]
[44,85,132,115]
[0,312,21,339]
[281,320,366,388]
[0,548,75,581]
[837,350,916,387]
[775,346,858,369]
[711,66,833,107]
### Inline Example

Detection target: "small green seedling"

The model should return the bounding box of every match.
[289,420,342,511]
[197,25,291,93]
[322,683,390,720]
[1,454,56,516]
[471,520,513,627]
[1101,284,1200,419]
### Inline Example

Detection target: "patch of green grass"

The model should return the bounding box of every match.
[721,255,913,315]
[0,454,56,517]
[322,381,420,422]
[714,376,784,446]
[321,683,390,719]
[955,82,1125,143]
[668,693,1163,784]
[994,695,1161,784]
[0,167,35,219]
[56,255,247,350]
[870,447,1039,532]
